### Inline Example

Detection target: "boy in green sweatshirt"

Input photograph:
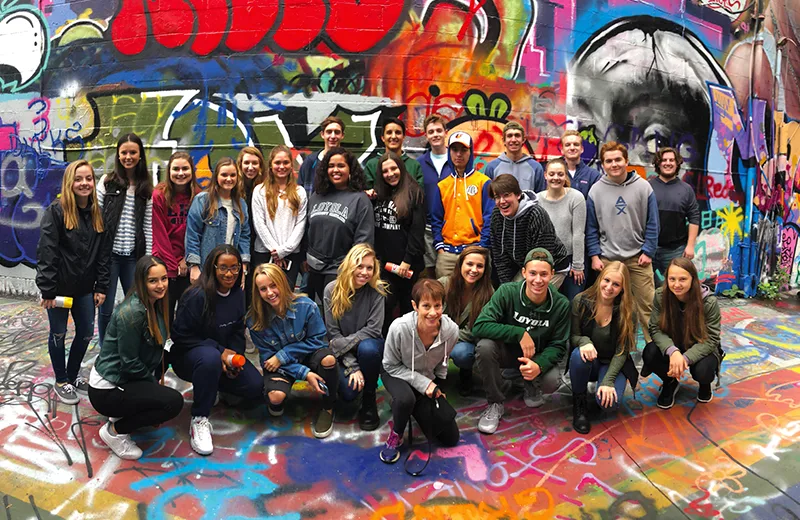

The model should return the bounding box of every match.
[473,248,570,434]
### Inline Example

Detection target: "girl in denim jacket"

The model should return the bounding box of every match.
[185,157,251,282]
[248,263,338,438]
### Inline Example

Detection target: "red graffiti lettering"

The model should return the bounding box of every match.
[683,487,720,518]
[111,0,406,56]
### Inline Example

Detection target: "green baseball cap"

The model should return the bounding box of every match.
[524,248,554,267]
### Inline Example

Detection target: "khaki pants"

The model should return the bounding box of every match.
[601,255,654,342]
[435,251,460,279]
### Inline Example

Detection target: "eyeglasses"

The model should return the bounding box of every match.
[215,264,241,274]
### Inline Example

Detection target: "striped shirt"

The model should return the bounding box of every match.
[97,181,153,256]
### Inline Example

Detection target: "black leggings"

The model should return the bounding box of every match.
[381,370,459,446]
[642,342,718,385]
[306,271,337,305]
[89,380,183,434]
[168,275,191,327]
[263,347,338,409]
[381,270,416,336]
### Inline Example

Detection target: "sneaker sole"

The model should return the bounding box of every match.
[523,399,545,408]
[313,426,333,439]
[478,423,499,435]
[99,426,142,460]
[55,390,80,405]
[697,392,713,403]
[190,440,213,456]
[380,451,400,464]
[657,383,680,409]
[359,419,379,432]
[268,407,284,417]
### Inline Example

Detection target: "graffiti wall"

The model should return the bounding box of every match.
[0,0,798,293]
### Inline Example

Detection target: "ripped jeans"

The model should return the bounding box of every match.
[46,293,96,384]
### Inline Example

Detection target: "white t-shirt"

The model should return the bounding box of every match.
[431,152,448,176]
[220,198,235,245]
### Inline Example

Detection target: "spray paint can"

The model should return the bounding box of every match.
[385,262,413,279]
[54,296,73,309]
[225,354,246,368]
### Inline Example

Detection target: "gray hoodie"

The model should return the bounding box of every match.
[382,310,459,394]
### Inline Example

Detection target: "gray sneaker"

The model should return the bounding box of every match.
[73,376,89,394]
[478,402,504,435]
[523,380,544,408]
[54,382,79,405]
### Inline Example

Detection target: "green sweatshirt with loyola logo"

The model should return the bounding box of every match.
[472,281,571,373]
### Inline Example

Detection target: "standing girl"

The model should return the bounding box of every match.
[439,246,494,396]
[323,244,387,431]
[305,147,374,302]
[237,146,265,307]
[380,279,460,464]
[97,133,153,348]
[644,257,723,408]
[537,158,587,300]
[373,152,425,333]
[185,157,251,282]
[88,256,183,460]
[36,160,109,404]
[251,145,307,290]
[249,263,339,438]
[152,152,199,323]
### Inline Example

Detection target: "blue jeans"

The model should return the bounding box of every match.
[337,338,384,402]
[560,272,585,301]
[653,244,686,287]
[450,341,475,370]
[47,293,96,383]
[98,253,137,348]
[568,347,627,410]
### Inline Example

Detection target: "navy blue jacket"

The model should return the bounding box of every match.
[569,161,602,200]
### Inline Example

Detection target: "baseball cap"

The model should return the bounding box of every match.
[524,248,554,267]
[448,131,472,149]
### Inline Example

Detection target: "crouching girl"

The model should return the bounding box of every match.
[248,263,339,438]
[380,279,460,463]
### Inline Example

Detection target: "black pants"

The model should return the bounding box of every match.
[252,250,304,293]
[89,380,183,434]
[381,370,459,446]
[263,347,338,409]
[381,270,416,336]
[306,270,337,305]
[168,275,191,327]
[642,342,717,385]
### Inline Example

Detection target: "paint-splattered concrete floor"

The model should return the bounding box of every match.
[1,294,800,519]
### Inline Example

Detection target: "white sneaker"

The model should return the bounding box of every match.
[478,402,504,435]
[190,416,214,455]
[99,422,142,460]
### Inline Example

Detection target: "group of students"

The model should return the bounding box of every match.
[35,119,721,464]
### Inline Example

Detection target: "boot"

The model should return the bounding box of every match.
[572,392,590,434]
[358,390,380,431]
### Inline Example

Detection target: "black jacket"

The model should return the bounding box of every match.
[102,178,148,259]
[36,199,110,299]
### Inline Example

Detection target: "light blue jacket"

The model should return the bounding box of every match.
[185,192,251,266]
[247,295,327,381]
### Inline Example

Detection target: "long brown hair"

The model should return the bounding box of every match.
[204,157,246,224]
[156,152,199,209]
[660,257,707,348]
[374,152,423,220]
[60,160,104,233]
[127,255,170,345]
[264,145,302,219]
[106,133,152,198]
[581,261,635,355]
[444,246,493,328]
[236,146,265,193]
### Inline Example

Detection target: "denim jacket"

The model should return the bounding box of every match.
[247,295,327,381]
[185,191,251,266]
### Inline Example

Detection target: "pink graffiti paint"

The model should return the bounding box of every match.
[0,123,18,151]
[559,493,583,506]
[436,445,489,482]
[576,472,622,498]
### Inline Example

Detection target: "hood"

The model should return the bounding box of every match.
[496,152,537,166]
[701,284,712,299]
[501,190,536,221]
[600,171,640,187]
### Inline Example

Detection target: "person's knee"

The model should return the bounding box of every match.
[541,369,561,394]
[569,347,589,368]
[475,339,500,362]
[321,355,336,368]
[193,351,223,376]
[268,390,287,405]
[358,339,384,361]
[451,343,475,369]
[691,356,717,384]
[166,389,185,415]
[642,342,660,364]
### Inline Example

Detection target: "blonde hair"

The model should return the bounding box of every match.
[584,261,635,355]
[248,263,300,330]
[328,244,388,320]
[264,145,301,219]
[61,160,104,233]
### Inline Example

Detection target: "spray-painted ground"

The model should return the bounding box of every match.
[1,295,800,519]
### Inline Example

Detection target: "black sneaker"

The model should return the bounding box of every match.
[358,392,379,431]
[697,383,713,403]
[313,409,334,438]
[657,379,680,409]
[458,369,473,397]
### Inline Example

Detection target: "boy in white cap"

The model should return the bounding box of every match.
[429,131,495,278]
